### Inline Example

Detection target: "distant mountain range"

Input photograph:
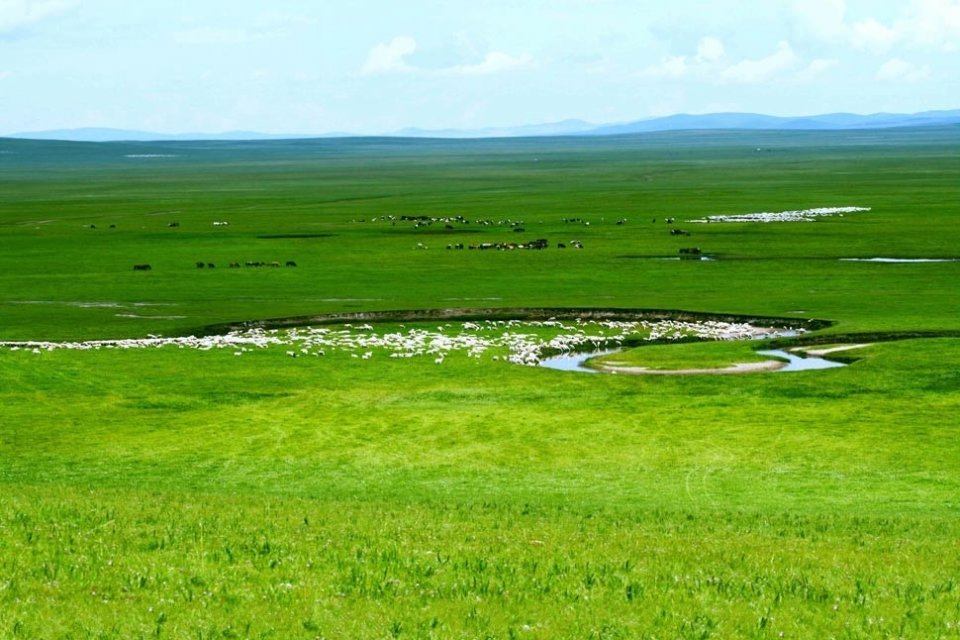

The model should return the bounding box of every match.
[7,110,960,142]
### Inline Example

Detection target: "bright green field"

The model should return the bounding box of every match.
[2,129,960,639]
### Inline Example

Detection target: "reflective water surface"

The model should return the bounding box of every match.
[540,347,847,374]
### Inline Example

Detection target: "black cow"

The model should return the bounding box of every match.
[286,261,297,267]
[133,264,152,271]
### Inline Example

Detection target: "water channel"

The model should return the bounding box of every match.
[539,347,846,374]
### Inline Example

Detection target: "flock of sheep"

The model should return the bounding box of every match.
[1,318,799,367]
[688,206,870,224]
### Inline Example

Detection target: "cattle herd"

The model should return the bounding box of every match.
[134,260,297,271]
[125,210,724,271]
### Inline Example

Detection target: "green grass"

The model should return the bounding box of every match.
[2,128,960,637]
[2,128,959,339]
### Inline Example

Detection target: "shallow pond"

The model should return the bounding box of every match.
[755,349,846,371]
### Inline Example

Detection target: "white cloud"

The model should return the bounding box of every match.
[792,1,902,52]
[901,0,960,51]
[721,41,800,84]
[796,58,839,80]
[877,57,932,81]
[0,0,72,33]
[851,18,899,52]
[695,37,725,63]
[792,0,848,40]
[361,37,533,77]
[638,37,724,80]
[361,36,417,75]
[445,51,535,76]
[639,54,688,79]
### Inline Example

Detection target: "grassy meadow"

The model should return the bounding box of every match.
[1,128,959,638]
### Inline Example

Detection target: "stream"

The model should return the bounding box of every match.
[539,347,846,374]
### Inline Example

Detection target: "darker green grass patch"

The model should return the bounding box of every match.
[256,233,335,239]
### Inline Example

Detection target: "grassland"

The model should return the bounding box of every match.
[1,128,959,638]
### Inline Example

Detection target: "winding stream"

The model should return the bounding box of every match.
[540,347,847,374]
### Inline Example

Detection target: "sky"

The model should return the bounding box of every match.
[1,0,958,135]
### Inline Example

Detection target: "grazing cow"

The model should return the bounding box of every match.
[558,243,566,249]
[269,261,280,267]
[229,262,241,268]
[665,217,675,224]
[670,228,690,236]
[207,263,215,269]
[285,261,297,267]
[196,261,205,269]
[133,264,152,271]
[168,222,180,228]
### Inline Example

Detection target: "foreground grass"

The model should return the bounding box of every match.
[4,487,958,640]
[2,337,959,637]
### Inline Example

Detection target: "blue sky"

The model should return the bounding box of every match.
[2,0,958,134]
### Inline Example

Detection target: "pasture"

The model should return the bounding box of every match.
[1,128,959,638]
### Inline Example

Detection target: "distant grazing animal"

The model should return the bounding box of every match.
[133,264,152,271]
[196,261,205,269]
[557,243,566,249]
[229,262,241,268]
[212,221,229,226]
[670,228,690,236]
[168,222,180,228]
[285,261,297,267]
[207,263,215,269]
